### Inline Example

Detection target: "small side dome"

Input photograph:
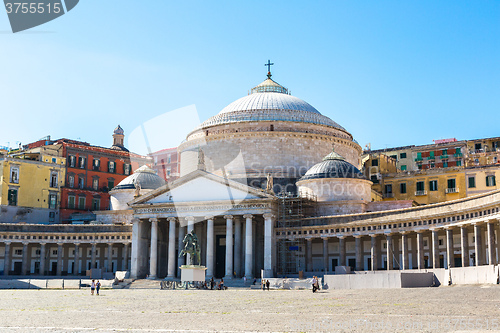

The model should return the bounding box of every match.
[301,149,365,180]
[113,165,166,190]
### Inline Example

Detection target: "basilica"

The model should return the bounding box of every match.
[1,70,499,286]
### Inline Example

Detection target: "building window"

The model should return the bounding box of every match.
[384,184,392,194]
[468,176,476,188]
[400,183,407,194]
[400,152,407,159]
[371,159,379,167]
[78,196,86,210]
[68,195,75,209]
[370,175,379,184]
[49,212,55,222]
[429,151,435,159]
[443,162,448,168]
[10,166,20,184]
[167,168,171,176]
[416,152,422,161]
[416,181,425,192]
[92,178,99,191]
[93,159,100,171]
[7,189,18,206]
[92,198,100,210]
[50,171,58,188]
[447,178,456,190]
[123,163,131,175]
[78,156,86,169]
[457,160,462,167]
[68,175,75,188]
[108,179,115,190]
[401,165,407,171]
[108,161,115,173]
[167,154,172,164]
[390,155,397,160]
[48,194,57,209]
[430,163,435,168]
[78,177,85,189]
[486,175,496,187]
[475,143,482,151]
[68,155,76,167]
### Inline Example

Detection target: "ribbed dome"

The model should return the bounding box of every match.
[198,77,346,130]
[113,165,166,190]
[301,149,365,180]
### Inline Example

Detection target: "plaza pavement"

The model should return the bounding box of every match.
[0,284,499,332]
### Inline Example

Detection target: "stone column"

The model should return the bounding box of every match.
[401,233,409,270]
[355,236,363,271]
[91,243,96,270]
[416,232,424,269]
[244,214,254,279]
[431,230,439,269]
[39,243,46,276]
[74,243,80,275]
[3,242,11,276]
[107,243,113,273]
[205,216,214,279]
[446,228,454,268]
[57,243,63,276]
[149,218,158,279]
[474,224,483,266]
[487,221,497,265]
[177,224,186,276]
[224,215,234,279]
[460,226,469,267]
[167,217,177,278]
[386,235,393,270]
[339,237,346,267]
[322,238,329,273]
[234,217,242,277]
[122,243,130,271]
[22,242,29,276]
[263,213,274,272]
[370,235,379,271]
[392,235,400,269]
[306,238,313,272]
[131,218,140,279]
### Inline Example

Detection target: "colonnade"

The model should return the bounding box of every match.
[0,240,130,276]
[300,219,500,273]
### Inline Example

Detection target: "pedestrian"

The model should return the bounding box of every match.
[252,278,257,285]
[312,276,317,293]
[210,277,214,290]
[90,279,95,296]
[261,279,265,291]
[266,279,270,291]
[219,278,224,290]
[96,280,101,295]
[243,276,247,284]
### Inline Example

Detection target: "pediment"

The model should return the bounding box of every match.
[129,170,274,206]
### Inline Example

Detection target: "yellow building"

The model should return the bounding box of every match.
[0,154,65,223]
[376,165,499,205]
[465,137,500,167]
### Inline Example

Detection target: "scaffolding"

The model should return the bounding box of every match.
[276,193,316,277]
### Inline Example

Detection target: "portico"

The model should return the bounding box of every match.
[129,170,277,280]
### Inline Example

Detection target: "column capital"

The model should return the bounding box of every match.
[167,217,177,223]
[74,242,81,247]
[3,241,12,246]
[337,236,345,240]
[149,217,158,223]
[321,237,329,241]
[487,218,498,223]
[107,243,114,247]
[354,235,362,239]
[132,217,141,224]
[305,237,313,242]
[185,216,195,223]
[369,234,378,238]
[243,214,253,220]
[223,215,234,220]
[263,213,275,220]
[57,242,64,247]
[204,216,215,221]
[22,241,29,246]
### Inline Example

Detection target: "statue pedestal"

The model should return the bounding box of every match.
[180,265,206,282]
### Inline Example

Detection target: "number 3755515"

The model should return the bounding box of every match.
[5,2,62,14]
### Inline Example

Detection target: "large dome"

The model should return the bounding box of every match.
[198,78,346,130]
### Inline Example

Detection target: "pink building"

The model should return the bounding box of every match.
[148,147,179,182]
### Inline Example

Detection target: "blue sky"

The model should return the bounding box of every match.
[0,1,499,153]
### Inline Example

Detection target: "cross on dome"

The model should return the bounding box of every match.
[265,59,274,79]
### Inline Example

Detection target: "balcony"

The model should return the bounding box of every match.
[440,155,449,160]
[415,190,427,196]
[445,188,459,194]
[383,193,394,198]
[454,153,463,158]
[415,157,423,162]
[427,156,435,160]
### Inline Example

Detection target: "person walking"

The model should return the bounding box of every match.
[266,280,270,291]
[311,276,317,293]
[261,279,265,291]
[90,279,96,296]
[96,280,101,296]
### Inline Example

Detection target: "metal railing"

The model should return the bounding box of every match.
[415,190,427,196]
[445,188,459,194]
